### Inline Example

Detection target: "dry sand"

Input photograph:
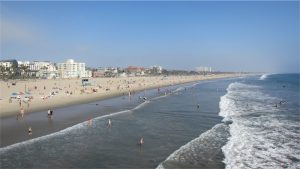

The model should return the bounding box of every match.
[0,74,237,118]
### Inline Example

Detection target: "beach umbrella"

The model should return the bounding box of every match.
[25,92,31,95]
[19,92,24,95]
[11,92,18,95]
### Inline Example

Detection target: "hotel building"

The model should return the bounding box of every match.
[57,59,88,78]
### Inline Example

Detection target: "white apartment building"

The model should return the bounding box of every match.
[0,61,13,68]
[57,59,88,78]
[195,66,212,72]
[151,65,163,74]
[18,61,57,78]
[0,60,18,69]
[29,61,56,71]
[18,61,30,67]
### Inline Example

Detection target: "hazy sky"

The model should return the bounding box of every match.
[1,1,299,73]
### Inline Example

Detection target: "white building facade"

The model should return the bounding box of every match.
[57,59,89,78]
[0,61,13,68]
[29,61,56,72]
[195,66,212,72]
[151,65,163,74]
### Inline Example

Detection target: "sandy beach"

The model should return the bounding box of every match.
[0,74,237,118]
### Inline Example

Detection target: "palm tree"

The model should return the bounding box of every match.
[19,65,29,79]
[0,65,6,78]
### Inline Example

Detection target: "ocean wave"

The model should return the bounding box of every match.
[0,101,154,153]
[220,82,300,169]
[156,123,230,169]
[260,74,270,80]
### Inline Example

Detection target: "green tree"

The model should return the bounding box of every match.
[19,65,30,78]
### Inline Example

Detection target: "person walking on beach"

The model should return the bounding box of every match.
[28,127,32,136]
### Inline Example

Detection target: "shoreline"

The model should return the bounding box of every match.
[0,74,239,118]
[0,78,212,148]
[1,74,237,169]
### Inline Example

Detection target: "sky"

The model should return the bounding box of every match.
[0,1,299,73]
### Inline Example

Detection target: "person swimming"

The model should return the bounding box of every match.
[279,100,286,105]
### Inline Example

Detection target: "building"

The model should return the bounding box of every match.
[85,70,92,78]
[0,59,18,70]
[57,59,88,78]
[151,65,163,74]
[18,61,57,78]
[0,59,19,76]
[17,61,30,68]
[93,67,106,77]
[125,66,145,76]
[29,61,56,72]
[195,66,212,73]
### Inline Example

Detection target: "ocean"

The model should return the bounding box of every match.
[0,74,299,169]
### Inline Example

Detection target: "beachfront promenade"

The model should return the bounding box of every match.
[0,74,236,118]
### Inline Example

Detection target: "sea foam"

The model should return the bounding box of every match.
[220,82,300,169]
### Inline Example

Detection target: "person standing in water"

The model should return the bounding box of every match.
[47,109,51,117]
[20,107,25,118]
[139,137,144,145]
[87,118,92,126]
[28,127,32,136]
[107,119,112,128]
